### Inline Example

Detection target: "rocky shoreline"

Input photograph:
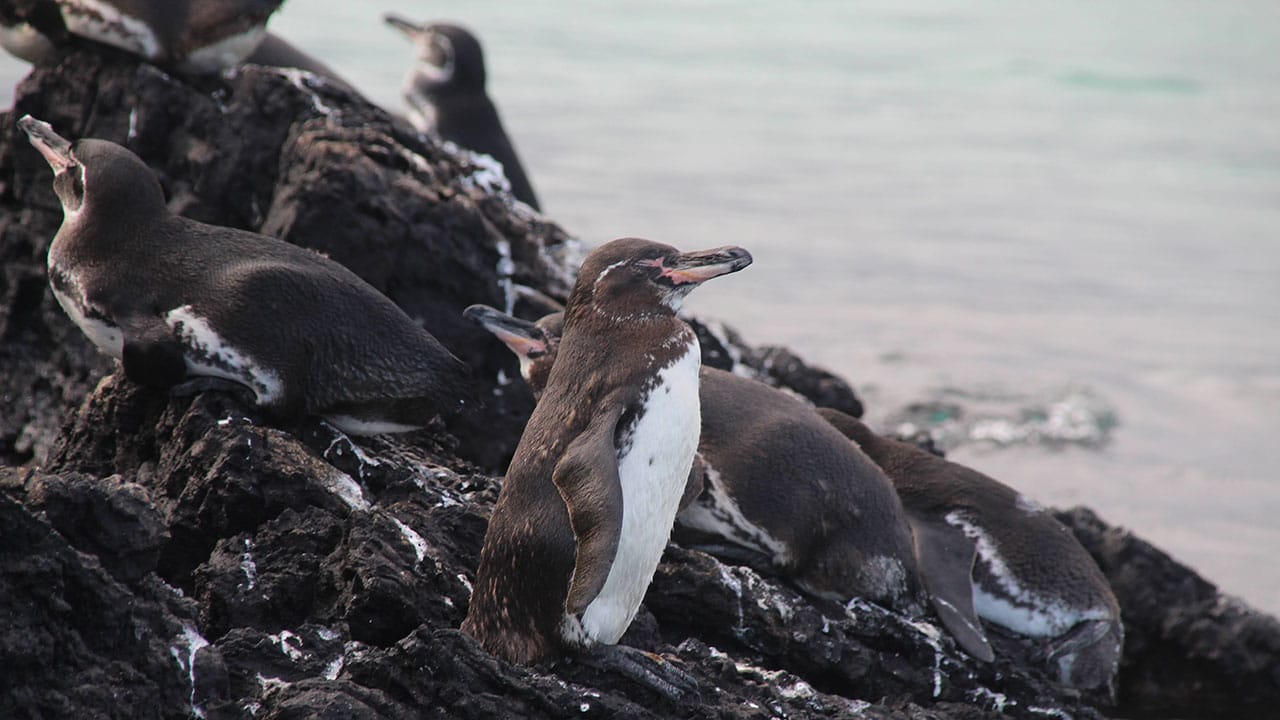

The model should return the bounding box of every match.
[2,51,1277,719]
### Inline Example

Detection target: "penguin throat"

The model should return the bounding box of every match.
[54,165,85,217]
[419,34,456,85]
[659,285,693,312]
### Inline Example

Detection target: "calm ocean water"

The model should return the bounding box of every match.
[3,1,1278,615]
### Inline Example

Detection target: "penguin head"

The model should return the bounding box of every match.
[464,305,564,395]
[19,115,165,220]
[385,15,486,92]
[571,238,753,319]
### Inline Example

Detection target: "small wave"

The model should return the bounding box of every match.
[886,384,1118,451]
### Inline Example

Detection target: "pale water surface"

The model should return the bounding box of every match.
[3,0,1278,615]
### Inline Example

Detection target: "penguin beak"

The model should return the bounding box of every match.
[18,115,74,173]
[660,246,753,285]
[384,13,426,39]
[513,284,566,316]
[463,304,548,359]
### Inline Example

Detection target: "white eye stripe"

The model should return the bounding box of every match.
[593,259,628,288]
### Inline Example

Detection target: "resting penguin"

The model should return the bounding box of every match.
[0,0,284,73]
[19,116,472,435]
[384,14,540,211]
[461,238,751,673]
[463,306,927,616]
[817,408,1124,696]
[0,0,355,90]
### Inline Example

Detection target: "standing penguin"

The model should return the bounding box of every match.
[461,238,751,668]
[19,116,472,435]
[465,305,928,616]
[817,408,1124,696]
[384,14,540,211]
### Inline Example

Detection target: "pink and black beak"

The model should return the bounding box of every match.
[463,304,548,360]
[654,245,753,286]
[18,115,74,174]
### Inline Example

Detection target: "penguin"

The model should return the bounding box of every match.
[463,305,928,617]
[0,0,284,74]
[817,407,1123,696]
[19,116,472,435]
[460,238,751,667]
[384,14,540,211]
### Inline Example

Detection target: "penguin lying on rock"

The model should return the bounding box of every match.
[19,116,472,435]
[1,0,356,91]
[464,304,1124,696]
[818,408,1124,697]
[2,0,277,73]
[384,14,540,211]
[461,238,751,695]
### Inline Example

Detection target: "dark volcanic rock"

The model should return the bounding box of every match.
[23,468,168,582]
[1058,507,1280,720]
[0,490,206,719]
[2,42,1277,720]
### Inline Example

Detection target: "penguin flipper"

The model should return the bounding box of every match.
[120,314,187,389]
[908,512,995,663]
[553,403,625,616]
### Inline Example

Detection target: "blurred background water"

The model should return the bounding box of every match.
[2,0,1278,615]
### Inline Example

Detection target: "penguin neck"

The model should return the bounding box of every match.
[54,192,170,264]
[589,304,677,327]
[574,282,686,327]
[843,418,881,450]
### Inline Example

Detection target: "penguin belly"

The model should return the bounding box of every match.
[578,344,701,644]
[946,511,1112,637]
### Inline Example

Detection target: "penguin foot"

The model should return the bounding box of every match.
[1044,618,1122,700]
[170,376,258,407]
[678,541,776,576]
[575,644,701,702]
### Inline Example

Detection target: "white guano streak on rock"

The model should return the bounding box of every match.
[169,624,210,719]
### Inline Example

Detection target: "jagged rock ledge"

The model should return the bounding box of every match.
[1,50,1277,719]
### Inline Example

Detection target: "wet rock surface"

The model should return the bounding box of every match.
[1,50,1277,720]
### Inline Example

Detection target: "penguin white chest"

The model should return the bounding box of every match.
[47,263,123,359]
[579,342,702,644]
